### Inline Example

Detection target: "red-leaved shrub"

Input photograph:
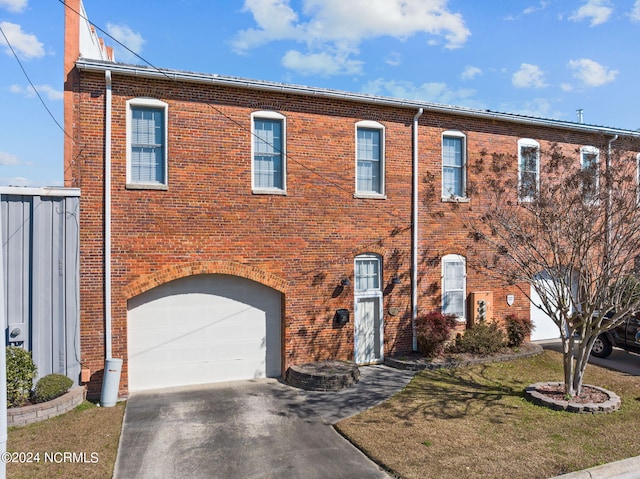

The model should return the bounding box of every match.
[415,311,457,358]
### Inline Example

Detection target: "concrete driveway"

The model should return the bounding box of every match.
[538,339,640,376]
[114,366,413,479]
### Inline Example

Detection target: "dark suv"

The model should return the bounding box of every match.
[591,314,640,358]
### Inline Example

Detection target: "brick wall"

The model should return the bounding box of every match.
[70,69,621,396]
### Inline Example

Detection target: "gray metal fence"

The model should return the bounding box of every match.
[1,187,81,385]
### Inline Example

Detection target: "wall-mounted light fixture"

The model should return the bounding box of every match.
[341,278,351,287]
[391,274,401,285]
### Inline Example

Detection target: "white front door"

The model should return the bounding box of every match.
[354,254,384,364]
[355,296,382,364]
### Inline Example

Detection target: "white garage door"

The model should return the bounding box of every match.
[530,271,566,341]
[127,274,282,392]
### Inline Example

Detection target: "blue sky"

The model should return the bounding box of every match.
[1,0,639,187]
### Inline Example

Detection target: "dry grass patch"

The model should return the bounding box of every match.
[6,400,125,479]
[337,350,640,479]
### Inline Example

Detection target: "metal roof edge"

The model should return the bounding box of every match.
[75,58,640,138]
[0,186,81,197]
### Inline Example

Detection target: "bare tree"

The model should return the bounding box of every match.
[467,138,640,397]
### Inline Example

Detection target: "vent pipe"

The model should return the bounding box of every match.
[576,109,584,124]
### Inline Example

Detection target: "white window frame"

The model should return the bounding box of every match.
[580,146,599,202]
[517,138,540,202]
[126,98,169,189]
[441,130,467,200]
[251,111,287,195]
[441,254,466,322]
[355,120,386,198]
[354,253,383,294]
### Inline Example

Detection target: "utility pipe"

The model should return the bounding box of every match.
[412,108,424,351]
[0,192,8,479]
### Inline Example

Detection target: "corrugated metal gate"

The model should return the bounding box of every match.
[1,187,81,385]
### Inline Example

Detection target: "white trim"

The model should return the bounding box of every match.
[441,130,467,200]
[580,145,600,201]
[441,254,466,321]
[0,187,80,197]
[636,153,640,206]
[354,253,384,364]
[126,98,169,188]
[517,138,540,202]
[251,111,287,194]
[355,120,385,197]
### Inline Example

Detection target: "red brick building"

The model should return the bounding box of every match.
[64,2,639,398]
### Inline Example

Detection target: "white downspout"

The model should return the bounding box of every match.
[99,70,122,407]
[412,108,424,351]
[104,70,113,360]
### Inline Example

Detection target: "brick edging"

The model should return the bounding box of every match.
[384,343,544,371]
[7,386,86,428]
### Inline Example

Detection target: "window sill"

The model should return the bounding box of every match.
[353,193,387,200]
[441,196,470,203]
[126,183,168,191]
[454,316,467,324]
[252,189,287,196]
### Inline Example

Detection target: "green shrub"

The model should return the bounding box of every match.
[504,314,534,347]
[415,311,457,358]
[31,374,73,404]
[6,346,37,408]
[451,321,506,355]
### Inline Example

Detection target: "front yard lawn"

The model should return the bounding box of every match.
[6,400,125,479]
[336,350,640,479]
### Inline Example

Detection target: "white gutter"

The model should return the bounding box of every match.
[104,69,113,360]
[412,108,423,351]
[75,59,640,139]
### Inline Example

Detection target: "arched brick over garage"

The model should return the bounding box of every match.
[125,262,287,392]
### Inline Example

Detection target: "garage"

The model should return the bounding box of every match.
[127,274,282,392]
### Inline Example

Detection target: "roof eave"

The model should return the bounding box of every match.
[75,58,640,138]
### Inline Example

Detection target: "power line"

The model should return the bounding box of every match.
[0,24,72,142]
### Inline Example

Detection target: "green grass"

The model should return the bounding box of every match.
[337,350,640,479]
[6,400,125,479]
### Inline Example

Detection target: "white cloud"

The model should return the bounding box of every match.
[0,0,27,13]
[234,0,470,75]
[106,23,146,63]
[568,58,617,87]
[570,0,613,26]
[631,0,640,22]
[0,21,44,59]
[461,65,482,80]
[0,151,21,166]
[282,50,363,75]
[523,1,549,15]
[362,78,484,108]
[512,63,548,89]
[10,83,63,101]
[385,51,402,66]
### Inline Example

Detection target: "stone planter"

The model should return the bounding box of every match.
[7,386,86,428]
[525,382,621,413]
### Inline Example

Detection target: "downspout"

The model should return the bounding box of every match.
[604,135,618,281]
[412,108,424,351]
[104,70,113,360]
[100,70,122,407]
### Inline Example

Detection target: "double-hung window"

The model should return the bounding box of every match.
[442,131,466,199]
[518,139,540,202]
[127,98,168,188]
[252,111,286,193]
[442,254,466,320]
[580,146,599,202]
[356,121,385,197]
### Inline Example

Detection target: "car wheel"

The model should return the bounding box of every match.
[591,335,613,358]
